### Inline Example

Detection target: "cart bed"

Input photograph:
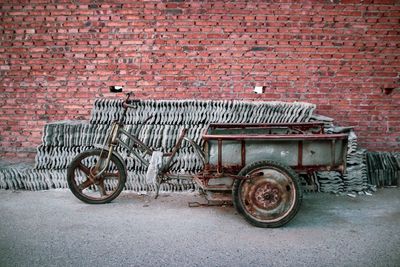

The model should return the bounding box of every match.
[195,122,348,191]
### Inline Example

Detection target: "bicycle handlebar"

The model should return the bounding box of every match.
[122,92,140,109]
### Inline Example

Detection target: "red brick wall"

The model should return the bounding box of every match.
[1,0,399,158]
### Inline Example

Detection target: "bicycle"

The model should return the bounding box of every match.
[67,91,204,204]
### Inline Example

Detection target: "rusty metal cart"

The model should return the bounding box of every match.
[193,123,348,227]
[67,93,348,228]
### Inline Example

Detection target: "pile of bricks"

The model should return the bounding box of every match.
[1,98,317,191]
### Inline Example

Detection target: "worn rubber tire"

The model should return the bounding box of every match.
[67,149,126,204]
[232,160,302,228]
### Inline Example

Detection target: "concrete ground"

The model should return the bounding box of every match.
[0,189,399,267]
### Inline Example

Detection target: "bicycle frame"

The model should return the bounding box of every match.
[110,121,154,167]
[93,96,204,182]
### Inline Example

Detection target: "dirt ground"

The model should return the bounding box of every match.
[0,188,399,267]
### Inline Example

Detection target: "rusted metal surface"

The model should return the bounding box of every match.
[188,190,233,207]
[202,133,348,141]
[252,182,281,209]
[208,122,325,134]
[238,167,298,223]
[194,123,348,191]
[217,139,222,173]
[162,128,187,172]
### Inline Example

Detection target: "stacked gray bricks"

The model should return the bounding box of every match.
[1,99,397,193]
[366,152,400,187]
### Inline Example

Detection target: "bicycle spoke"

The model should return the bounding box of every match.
[103,172,120,179]
[97,181,107,197]
[78,179,93,191]
[77,162,91,176]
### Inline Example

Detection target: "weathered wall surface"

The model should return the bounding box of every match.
[1,0,399,158]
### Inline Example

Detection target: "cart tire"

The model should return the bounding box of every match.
[232,160,302,228]
[67,149,126,204]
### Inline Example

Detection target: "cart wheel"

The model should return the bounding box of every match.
[232,160,302,228]
[67,149,126,204]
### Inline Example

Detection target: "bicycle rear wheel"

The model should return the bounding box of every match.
[67,149,126,204]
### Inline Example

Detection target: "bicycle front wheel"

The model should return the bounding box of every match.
[67,149,126,204]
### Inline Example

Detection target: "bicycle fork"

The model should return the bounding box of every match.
[92,122,120,178]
